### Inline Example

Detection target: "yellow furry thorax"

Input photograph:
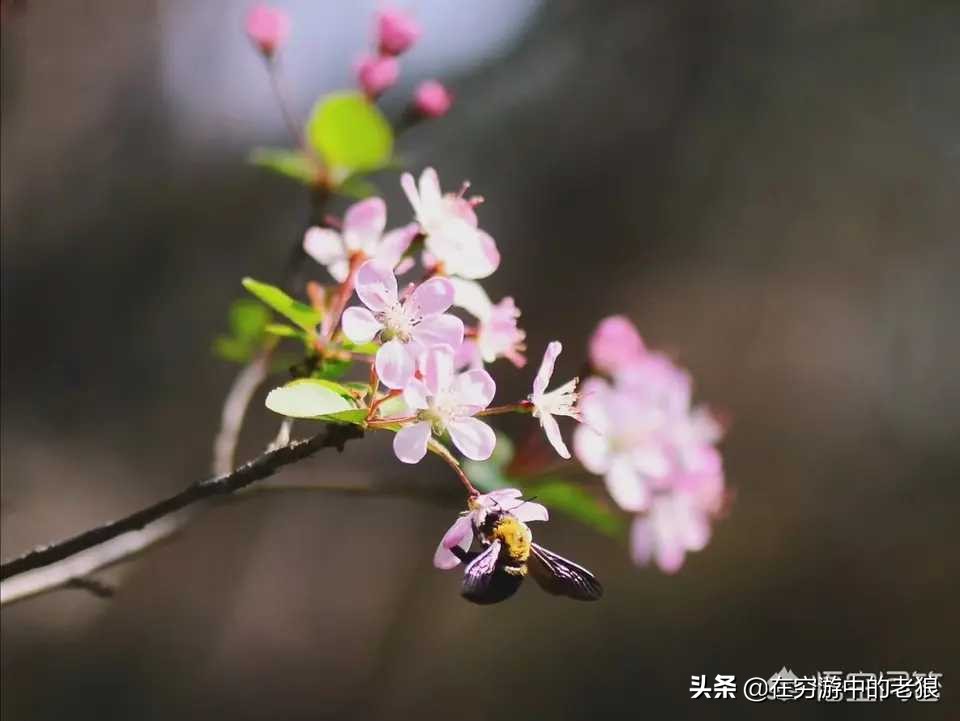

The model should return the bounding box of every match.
[491,515,533,564]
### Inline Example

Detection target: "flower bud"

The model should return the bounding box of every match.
[377,6,420,56]
[413,80,453,118]
[357,54,399,99]
[245,4,290,58]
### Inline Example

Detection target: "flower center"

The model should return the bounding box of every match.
[377,301,416,342]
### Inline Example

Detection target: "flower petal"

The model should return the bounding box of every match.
[342,197,386,253]
[453,369,496,410]
[417,167,442,211]
[409,277,455,316]
[447,417,496,461]
[373,223,418,270]
[400,172,420,217]
[341,306,382,344]
[604,455,649,512]
[433,515,473,570]
[512,501,549,523]
[376,338,415,389]
[590,315,644,375]
[573,425,611,474]
[422,345,455,396]
[539,412,571,459]
[393,421,432,464]
[303,227,346,265]
[411,314,464,351]
[355,261,398,311]
[533,341,562,398]
[403,377,430,411]
[448,278,493,321]
[630,516,655,566]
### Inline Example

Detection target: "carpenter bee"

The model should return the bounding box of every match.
[449,501,603,604]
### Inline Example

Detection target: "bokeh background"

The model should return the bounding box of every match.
[2,1,958,719]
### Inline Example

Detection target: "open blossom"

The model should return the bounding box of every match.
[245,4,290,57]
[393,346,497,464]
[413,80,453,118]
[342,262,463,388]
[401,167,500,279]
[529,342,580,459]
[303,198,416,282]
[433,488,548,569]
[357,53,399,98]
[376,6,420,56]
[450,280,526,369]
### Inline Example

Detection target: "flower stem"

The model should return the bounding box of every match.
[476,400,534,417]
[428,440,478,497]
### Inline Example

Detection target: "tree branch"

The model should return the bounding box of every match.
[0,424,362,586]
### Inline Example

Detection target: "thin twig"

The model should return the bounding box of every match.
[212,347,275,475]
[0,424,362,587]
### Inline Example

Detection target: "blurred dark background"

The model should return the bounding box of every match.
[2,1,958,719]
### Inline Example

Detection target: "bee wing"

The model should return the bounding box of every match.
[461,540,523,605]
[528,543,603,601]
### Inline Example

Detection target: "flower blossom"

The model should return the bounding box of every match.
[357,53,399,98]
[342,262,463,388]
[401,167,499,279]
[245,4,290,57]
[413,80,453,118]
[433,488,549,569]
[589,314,645,375]
[393,345,497,464]
[529,342,580,459]
[449,280,526,370]
[303,197,417,282]
[376,6,420,56]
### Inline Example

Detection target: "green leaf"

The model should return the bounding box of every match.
[242,278,322,335]
[249,148,321,185]
[316,357,351,380]
[306,92,393,184]
[264,323,308,340]
[336,174,379,200]
[320,409,368,426]
[213,336,251,363]
[523,480,627,538]
[229,300,271,342]
[265,379,357,419]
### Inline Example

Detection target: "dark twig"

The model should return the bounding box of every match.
[0,424,362,583]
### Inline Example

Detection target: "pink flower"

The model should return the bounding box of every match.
[303,198,416,282]
[245,4,290,57]
[629,491,712,574]
[376,6,420,56]
[589,315,645,375]
[393,346,497,464]
[413,80,453,118]
[342,262,463,389]
[400,168,500,279]
[433,488,548,569]
[357,54,399,99]
[529,342,580,459]
[449,280,526,369]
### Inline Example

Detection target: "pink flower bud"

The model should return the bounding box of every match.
[357,54,399,99]
[589,315,645,374]
[377,6,420,56]
[413,80,453,118]
[245,4,290,58]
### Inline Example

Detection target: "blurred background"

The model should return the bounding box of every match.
[2,1,958,719]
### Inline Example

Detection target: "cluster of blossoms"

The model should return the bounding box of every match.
[574,316,727,573]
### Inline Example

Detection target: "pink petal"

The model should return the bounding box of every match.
[589,315,645,374]
[630,516,655,566]
[447,417,496,461]
[655,538,687,574]
[453,339,483,371]
[539,413,571,460]
[341,306,383,344]
[402,378,430,411]
[433,515,472,570]
[422,345,455,396]
[604,455,649,512]
[411,314,464,351]
[533,341,562,397]
[409,277,455,316]
[342,197,386,252]
[373,223,418,270]
[327,259,351,283]
[355,261,398,311]
[452,369,496,410]
[448,278,493,321]
[376,339,415,389]
[573,425,611,474]
[400,172,420,217]
[303,227,345,265]
[512,501,549,523]
[484,488,523,505]
[393,421,432,464]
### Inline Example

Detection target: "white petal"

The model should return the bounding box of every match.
[393,421,432,464]
[573,425,611,474]
[376,339,415,389]
[412,314,464,351]
[448,278,493,321]
[418,167,443,211]
[409,277,455,316]
[604,455,649,512]
[433,515,473,569]
[512,501,549,524]
[452,369,496,410]
[342,197,387,253]
[402,378,430,411]
[374,223,418,270]
[422,345,455,396]
[400,172,420,217]
[539,412,571,459]
[355,261,398,311]
[303,227,346,265]
[447,417,496,461]
[327,259,351,283]
[533,341,562,397]
[341,307,382,344]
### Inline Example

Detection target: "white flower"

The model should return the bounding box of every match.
[529,341,580,459]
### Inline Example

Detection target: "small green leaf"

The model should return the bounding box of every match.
[316,356,351,379]
[249,148,321,185]
[320,409,368,425]
[242,278,322,335]
[306,92,393,184]
[264,323,308,340]
[265,379,356,419]
[336,174,379,200]
[213,336,251,363]
[523,480,627,538]
[230,300,271,342]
